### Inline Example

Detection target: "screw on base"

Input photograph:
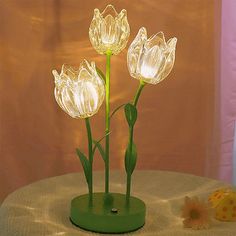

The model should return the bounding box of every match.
[111,208,118,213]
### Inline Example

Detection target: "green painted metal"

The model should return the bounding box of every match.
[70,192,146,233]
[105,51,112,195]
[124,80,146,205]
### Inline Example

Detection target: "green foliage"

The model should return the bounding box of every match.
[125,142,137,175]
[96,66,106,83]
[110,103,126,119]
[93,140,106,162]
[124,103,137,127]
[76,148,91,184]
[124,103,138,175]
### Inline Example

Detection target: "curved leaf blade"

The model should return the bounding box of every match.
[92,140,106,162]
[125,142,137,175]
[96,66,106,83]
[110,103,126,119]
[124,103,137,127]
[76,148,91,184]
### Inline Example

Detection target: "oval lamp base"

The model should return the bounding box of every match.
[70,192,146,234]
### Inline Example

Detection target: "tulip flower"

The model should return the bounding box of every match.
[89,4,130,194]
[127,27,177,85]
[52,60,105,205]
[89,4,130,55]
[52,60,105,119]
[124,28,177,204]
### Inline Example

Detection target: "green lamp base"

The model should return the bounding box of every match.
[70,192,146,234]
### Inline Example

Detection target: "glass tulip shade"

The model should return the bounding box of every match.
[89,4,130,55]
[127,27,177,85]
[52,60,105,119]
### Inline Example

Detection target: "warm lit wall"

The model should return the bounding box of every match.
[0,0,220,201]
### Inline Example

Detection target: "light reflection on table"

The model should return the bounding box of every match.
[0,171,235,235]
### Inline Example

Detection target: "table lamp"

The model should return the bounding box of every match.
[52,4,177,234]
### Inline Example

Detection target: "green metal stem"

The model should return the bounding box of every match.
[105,51,112,194]
[133,80,146,107]
[126,80,146,206]
[126,126,133,205]
[85,117,93,206]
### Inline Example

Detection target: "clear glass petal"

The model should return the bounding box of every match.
[52,61,105,119]
[61,64,79,80]
[114,9,130,55]
[145,31,166,50]
[140,45,163,81]
[101,4,118,17]
[127,27,147,79]
[155,37,177,83]
[101,15,117,45]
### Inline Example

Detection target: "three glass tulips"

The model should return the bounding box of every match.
[52,4,177,206]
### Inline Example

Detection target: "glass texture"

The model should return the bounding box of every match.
[52,60,105,119]
[127,27,177,85]
[89,4,130,55]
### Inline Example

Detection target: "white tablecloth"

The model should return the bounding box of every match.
[0,171,236,236]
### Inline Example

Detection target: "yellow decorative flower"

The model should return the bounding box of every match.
[52,60,105,119]
[127,27,177,85]
[89,4,130,55]
[181,196,211,230]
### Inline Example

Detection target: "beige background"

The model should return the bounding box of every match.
[0,0,220,201]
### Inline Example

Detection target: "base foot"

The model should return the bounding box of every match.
[70,192,146,233]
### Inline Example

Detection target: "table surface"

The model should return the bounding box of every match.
[0,170,236,236]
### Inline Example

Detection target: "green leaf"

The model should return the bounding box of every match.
[110,103,126,119]
[94,132,111,145]
[125,142,137,175]
[92,140,106,162]
[96,66,106,83]
[76,148,91,184]
[124,103,137,127]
